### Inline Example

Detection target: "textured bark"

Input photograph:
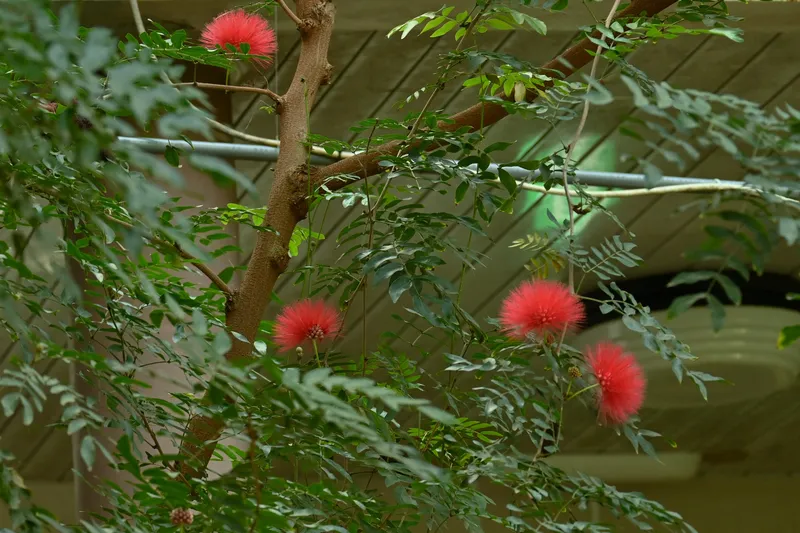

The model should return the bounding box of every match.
[310,0,678,190]
[178,0,336,477]
[178,0,678,478]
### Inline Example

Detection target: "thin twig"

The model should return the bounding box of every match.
[361,122,378,376]
[246,414,262,533]
[128,0,145,34]
[131,402,194,489]
[174,82,282,105]
[277,0,304,27]
[561,0,625,292]
[175,245,235,298]
[107,215,234,297]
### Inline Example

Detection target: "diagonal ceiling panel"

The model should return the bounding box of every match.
[516,35,706,167]
[232,32,302,130]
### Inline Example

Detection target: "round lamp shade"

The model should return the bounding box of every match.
[573,306,800,409]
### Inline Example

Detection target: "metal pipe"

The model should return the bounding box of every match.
[117,136,745,190]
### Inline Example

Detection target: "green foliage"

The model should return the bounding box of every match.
[0,0,795,532]
[511,233,568,279]
[388,5,547,41]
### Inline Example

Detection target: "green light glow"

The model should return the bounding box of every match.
[515,134,620,233]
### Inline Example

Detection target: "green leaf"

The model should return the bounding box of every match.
[164,144,181,167]
[714,273,742,305]
[484,141,513,153]
[81,435,96,471]
[778,325,800,349]
[584,78,613,105]
[431,19,458,38]
[421,15,447,34]
[213,331,232,356]
[667,293,706,319]
[1,393,21,417]
[193,308,208,336]
[653,83,672,109]
[418,405,457,425]
[388,17,421,39]
[374,263,404,284]
[485,18,516,31]
[640,160,663,188]
[622,314,646,333]
[20,396,33,426]
[706,294,726,332]
[389,275,413,303]
[778,217,798,246]
[188,154,256,195]
[67,418,89,435]
[150,310,165,328]
[667,270,716,287]
[709,27,743,43]
[621,75,649,107]
[455,181,469,204]
[497,168,517,195]
[526,17,547,35]
[171,29,187,47]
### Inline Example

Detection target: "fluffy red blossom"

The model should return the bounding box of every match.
[498,280,585,340]
[200,10,277,65]
[585,342,646,425]
[273,300,341,351]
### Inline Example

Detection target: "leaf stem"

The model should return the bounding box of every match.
[173,82,282,105]
[561,0,625,293]
[566,382,599,401]
[312,339,320,367]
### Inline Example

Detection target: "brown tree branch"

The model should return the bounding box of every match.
[173,82,283,107]
[176,0,678,479]
[277,0,305,28]
[309,0,678,191]
[178,0,336,478]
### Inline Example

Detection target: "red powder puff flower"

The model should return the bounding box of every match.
[200,10,277,65]
[585,342,646,425]
[498,280,585,341]
[273,300,342,351]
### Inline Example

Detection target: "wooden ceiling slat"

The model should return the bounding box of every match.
[312,31,379,116]
[515,35,706,167]
[313,32,455,142]
[646,33,800,179]
[232,31,302,129]
[20,425,71,481]
[620,32,800,277]
[615,32,780,177]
